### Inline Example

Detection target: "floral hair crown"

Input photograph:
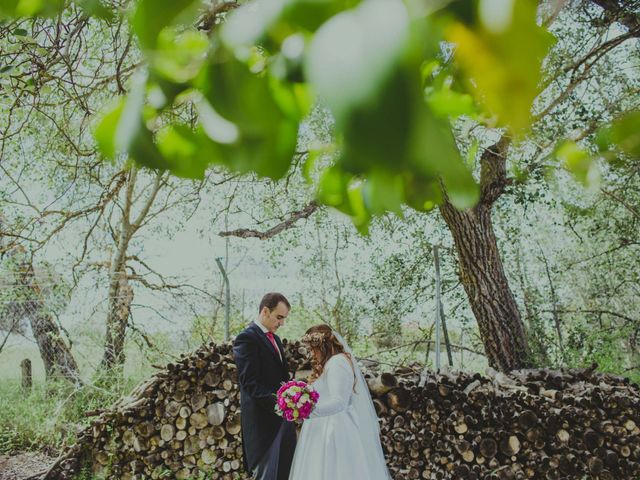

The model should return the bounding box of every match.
[301,331,327,347]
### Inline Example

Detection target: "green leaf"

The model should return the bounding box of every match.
[153,28,210,84]
[598,110,640,158]
[317,165,350,208]
[12,28,28,36]
[346,181,370,234]
[363,170,403,215]
[302,149,319,184]
[421,49,477,121]
[305,0,410,123]
[447,0,555,133]
[131,0,201,51]
[556,140,599,187]
[302,0,480,221]
[15,0,64,17]
[74,0,115,21]
[268,74,313,120]
[198,52,299,179]
[317,167,371,232]
[0,1,19,17]
[338,69,415,173]
[425,85,475,119]
[403,175,442,212]
[129,124,171,171]
[465,140,479,169]
[410,107,479,209]
[94,94,170,171]
[147,75,190,110]
[221,0,288,51]
[94,97,126,159]
[116,75,147,154]
[94,74,148,158]
[157,125,221,179]
[441,0,479,26]
[196,97,240,145]
[283,0,355,33]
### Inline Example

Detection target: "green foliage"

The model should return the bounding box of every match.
[446,0,555,133]
[188,311,246,346]
[2,0,558,230]
[72,466,97,480]
[131,0,201,51]
[555,108,639,188]
[564,320,639,385]
[0,0,115,19]
[597,109,640,160]
[555,140,600,188]
[0,378,137,454]
[0,256,72,334]
[0,0,63,17]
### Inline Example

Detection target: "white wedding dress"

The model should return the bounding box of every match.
[288,353,391,480]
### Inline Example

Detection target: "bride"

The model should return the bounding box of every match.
[288,324,391,480]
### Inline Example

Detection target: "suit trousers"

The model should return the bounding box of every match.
[252,421,297,480]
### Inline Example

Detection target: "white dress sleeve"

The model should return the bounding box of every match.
[310,354,355,418]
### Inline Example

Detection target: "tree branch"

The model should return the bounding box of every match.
[601,188,640,220]
[543,308,636,325]
[219,201,320,240]
[479,135,512,206]
[590,0,640,37]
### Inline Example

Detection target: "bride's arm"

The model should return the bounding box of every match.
[309,355,353,418]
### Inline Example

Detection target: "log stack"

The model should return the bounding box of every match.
[374,364,640,479]
[43,342,640,479]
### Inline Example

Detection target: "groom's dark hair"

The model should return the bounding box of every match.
[259,292,290,312]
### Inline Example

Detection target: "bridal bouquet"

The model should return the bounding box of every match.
[275,380,320,422]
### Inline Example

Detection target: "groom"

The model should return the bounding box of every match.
[233,292,297,480]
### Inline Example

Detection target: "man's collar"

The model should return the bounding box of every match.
[253,318,269,334]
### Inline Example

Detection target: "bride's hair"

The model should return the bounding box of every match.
[301,324,356,390]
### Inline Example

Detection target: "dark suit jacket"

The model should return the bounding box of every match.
[233,322,290,472]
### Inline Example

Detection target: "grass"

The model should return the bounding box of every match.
[0,325,182,382]
[0,325,199,457]
[0,375,142,455]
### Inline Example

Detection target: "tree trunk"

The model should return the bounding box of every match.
[439,137,531,371]
[100,169,161,370]
[16,255,81,382]
[101,170,136,371]
[101,269,134,370]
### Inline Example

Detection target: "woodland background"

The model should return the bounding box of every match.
[0,0,638,466]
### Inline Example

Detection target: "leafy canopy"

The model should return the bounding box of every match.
[2,0,637,230]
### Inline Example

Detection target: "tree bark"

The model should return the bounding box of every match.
[15,254,81,382]
[101,269,134,370]
[100,169,161,370]
[101,170,137,370]
[439,137,531,371]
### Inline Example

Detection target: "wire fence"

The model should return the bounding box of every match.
[0,264,232,386]
[0,259,487,390]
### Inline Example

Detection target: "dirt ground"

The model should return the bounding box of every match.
[0,452,56,480]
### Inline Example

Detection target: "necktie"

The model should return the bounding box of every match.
[266,332,281,359]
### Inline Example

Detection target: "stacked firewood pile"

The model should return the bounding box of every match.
[41,341,640,480]
[373,364,640,479]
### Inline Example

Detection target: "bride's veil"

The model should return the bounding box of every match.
[333,331,392,479]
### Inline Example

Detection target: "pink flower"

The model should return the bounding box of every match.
[274,380,319,422]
